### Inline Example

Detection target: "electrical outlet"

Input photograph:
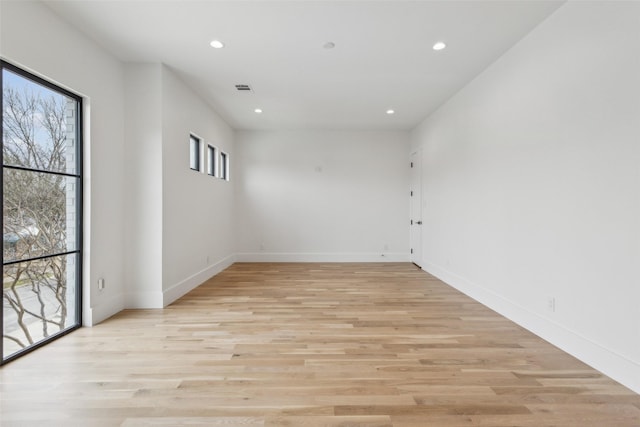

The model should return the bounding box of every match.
[547,296,556,312]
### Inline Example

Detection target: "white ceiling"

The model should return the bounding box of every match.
[44,0,564,131]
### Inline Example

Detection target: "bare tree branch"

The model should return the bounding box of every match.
[2,334,26,348]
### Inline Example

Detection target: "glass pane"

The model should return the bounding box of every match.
[220,152,228,179]
[208,145,215,176]
[190,136,200,170]
[2,68,78,175]
[3,253,78,359]
[3,169,79,263]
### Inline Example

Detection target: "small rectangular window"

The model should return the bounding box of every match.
[220,151,229,181]
[207,145,216,176]
[190,134,201,171]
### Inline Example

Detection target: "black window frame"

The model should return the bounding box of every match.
[207,144,216,177]
[1,59,83,364]
[190,134,201,171]
[220,151,229,181]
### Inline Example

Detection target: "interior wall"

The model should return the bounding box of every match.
[411,1,640,392]
[235,130,410,262]
[161,65,236,304]
[0,1,126,325]
[123,64,163,308]
[1,3,237,317]
[121,64,237,308]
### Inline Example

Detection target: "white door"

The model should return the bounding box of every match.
[410,150,422,267]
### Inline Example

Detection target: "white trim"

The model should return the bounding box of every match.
[126,290,164,309]
[162,254,236,306]
[189,132,204,172]
[84,292,125,326]
[206,143,218,177]
[219,150,229,181]
[422,260,640,394]
[235,252,409,263]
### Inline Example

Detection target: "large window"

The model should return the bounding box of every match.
[1,61,83,363]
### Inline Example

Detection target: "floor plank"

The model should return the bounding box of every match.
[1,262,639,426]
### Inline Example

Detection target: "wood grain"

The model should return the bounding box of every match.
[1,262,638,426]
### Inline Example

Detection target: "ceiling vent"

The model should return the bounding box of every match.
[235,84,253,92]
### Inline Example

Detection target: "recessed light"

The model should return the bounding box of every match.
[432,41,446,51]
[209,40,225,49]
[254,108,263,114]
[386,109,395,115]
[323,42,336,49]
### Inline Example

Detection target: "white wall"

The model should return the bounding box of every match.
[161,65,236,304]
[411,1,640,392]
[124,64,163,308]
[236,130,410,262]
[1,3,236,319]
[122,64,236,308]
[1,1,126,325]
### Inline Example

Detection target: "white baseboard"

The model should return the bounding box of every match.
[89,253,407,318]
[162,254,236,306]
[84,292,125,326]
[422,260,640,394]
[235,252,409,263]
[125,290,164,309]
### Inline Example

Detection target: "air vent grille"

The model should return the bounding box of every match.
[235,84,252,92]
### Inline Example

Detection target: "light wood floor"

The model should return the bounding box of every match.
[1,263,639,426]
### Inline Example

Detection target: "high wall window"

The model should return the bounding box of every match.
[207,144,216,177]
[1,61,83,363]
[220,151,229,181]
[189,134,201,171]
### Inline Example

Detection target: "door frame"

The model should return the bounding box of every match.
[410,150,422,267]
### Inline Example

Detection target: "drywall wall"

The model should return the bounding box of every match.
[1,1,126,325]
[161,66,236,303]
[121,64,236,308]
[411,1,640,392]
[235,130,410,262]
[1,3,235,317]
[123,64,164,308]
